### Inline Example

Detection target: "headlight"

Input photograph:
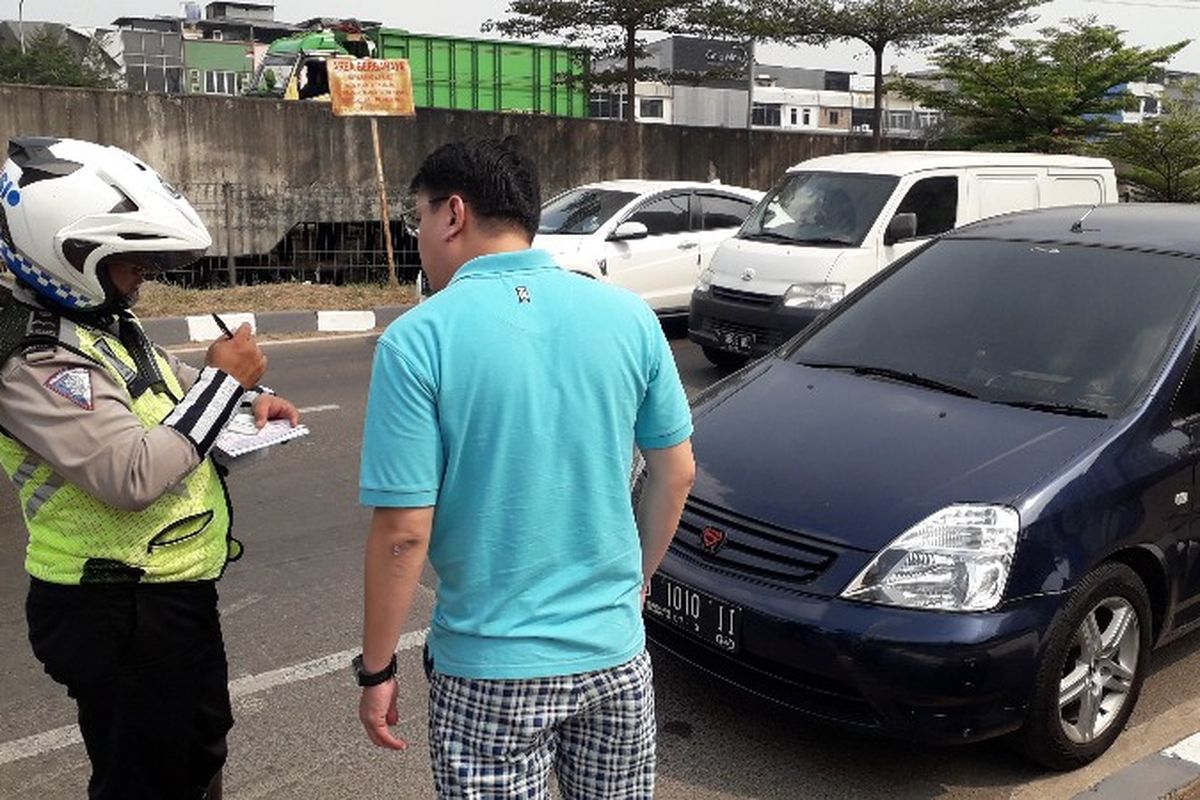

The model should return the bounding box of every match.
[840,504,1020,612]
[782,282,845,309]
[695,268,716,293]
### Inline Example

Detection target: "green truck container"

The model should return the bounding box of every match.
[372,29,588,118]
[248,26,588,118]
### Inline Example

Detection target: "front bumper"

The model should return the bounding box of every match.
[688,287,823,359]
[646,550,1063,744]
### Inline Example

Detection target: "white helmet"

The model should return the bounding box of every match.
[0,137,212,311]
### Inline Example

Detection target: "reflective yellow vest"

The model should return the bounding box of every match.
[0,316,239,585]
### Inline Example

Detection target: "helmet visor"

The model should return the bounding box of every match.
[96,248,208,275]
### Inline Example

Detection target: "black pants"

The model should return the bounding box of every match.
[26,578,233,800]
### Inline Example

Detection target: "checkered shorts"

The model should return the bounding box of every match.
[426,649,655,799]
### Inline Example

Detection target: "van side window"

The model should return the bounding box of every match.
[1172,340,1200,422]
[627,194,691,236]
[896,176,959,237]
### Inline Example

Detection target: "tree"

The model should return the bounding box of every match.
[893,19,1188,152]
[0,27,120,90]
[732,0,1040,150]
[485,1,703,129]
[1102,90,1200,202]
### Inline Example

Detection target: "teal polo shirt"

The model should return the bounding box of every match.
[359,248,692,679]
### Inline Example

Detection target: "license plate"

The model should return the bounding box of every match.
[718,330,755,354]
[646,574,741,653]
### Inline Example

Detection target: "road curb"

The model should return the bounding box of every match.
[1070,731,1200,800]
[141,304,415,346]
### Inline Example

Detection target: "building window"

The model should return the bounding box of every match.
[751,103,782,127]
[802,108,811,126]
[211,29,223,41]
[829,110,841,126]
[888,110,913,130]
[205,70,237,95]
[790,108,798,125]
[589,91,628,120]
[188,68,202,93]
[1144,96,1160,114]
[639,98,664,119]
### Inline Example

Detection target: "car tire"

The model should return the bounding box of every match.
[1012,562,1152,771]
[702,346,749,369]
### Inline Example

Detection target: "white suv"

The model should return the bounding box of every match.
[534,180,764,317]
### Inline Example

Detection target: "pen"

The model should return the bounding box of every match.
[212,313,234,339]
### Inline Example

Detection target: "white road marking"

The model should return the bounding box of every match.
[168,331,379,355]
[1166,731,1200,764]
[297,404,341,414]
[0,628,428,767]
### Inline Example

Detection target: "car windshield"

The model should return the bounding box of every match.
[740,172,899,247]
[538,188,639,235]
[788,239,1200,417]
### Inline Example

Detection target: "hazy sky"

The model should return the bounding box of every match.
[20,0,1200,73]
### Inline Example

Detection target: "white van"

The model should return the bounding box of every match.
[689,151,1118,366]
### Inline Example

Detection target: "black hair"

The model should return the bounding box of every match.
[408,137,541,240]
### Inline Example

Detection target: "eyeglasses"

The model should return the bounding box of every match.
[401,196,451,237]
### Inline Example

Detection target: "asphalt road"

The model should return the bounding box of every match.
[4,331,1200,800]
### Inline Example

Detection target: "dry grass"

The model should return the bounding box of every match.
[135,281,417,319]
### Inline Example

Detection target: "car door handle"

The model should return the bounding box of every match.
[678,242,699,250]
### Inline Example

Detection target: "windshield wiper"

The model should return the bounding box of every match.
[740,230,797,243]
[799,363,978,399]
[787,236,856,246]
[990,400,1108,418]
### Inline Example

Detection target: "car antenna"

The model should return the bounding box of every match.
[1070,205,1097,233]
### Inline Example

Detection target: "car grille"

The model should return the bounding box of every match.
[671,497,837,588]
[711,285,776,307]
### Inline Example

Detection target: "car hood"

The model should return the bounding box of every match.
[532,234,592,258]
[690,359,1112,552]
[710,236,848,296]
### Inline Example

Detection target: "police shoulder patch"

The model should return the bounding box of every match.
[45,368,94,410]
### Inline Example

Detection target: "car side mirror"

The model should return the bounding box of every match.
[610,221,649,241]
[884,213,918,246]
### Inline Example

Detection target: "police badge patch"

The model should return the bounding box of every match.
[45,368,94,410]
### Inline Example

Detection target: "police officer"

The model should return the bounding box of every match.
[0,137,299,800]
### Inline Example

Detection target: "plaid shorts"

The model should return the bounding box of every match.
[426,649,655,800]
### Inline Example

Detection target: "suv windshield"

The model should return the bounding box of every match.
[539,188,638,235]
[789,239,1200,417]
[741,172,899,247]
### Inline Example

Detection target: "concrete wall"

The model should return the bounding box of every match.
[0,84,921,256]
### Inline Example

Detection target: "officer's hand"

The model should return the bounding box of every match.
[206,323,267,388]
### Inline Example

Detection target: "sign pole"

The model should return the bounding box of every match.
[369,117,398,286]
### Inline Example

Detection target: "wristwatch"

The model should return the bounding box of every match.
[351,653,397,687]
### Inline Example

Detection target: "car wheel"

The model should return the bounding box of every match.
[702,346,749,369]
[1013,562,1152,771]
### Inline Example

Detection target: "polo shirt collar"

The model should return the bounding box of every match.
[449,248,558,285]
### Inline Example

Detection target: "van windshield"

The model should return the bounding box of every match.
[740,172,899,247]
[539,188,639,235]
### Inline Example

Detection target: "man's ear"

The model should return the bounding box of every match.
[447,195,467,234]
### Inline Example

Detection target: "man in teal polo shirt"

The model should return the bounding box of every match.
[354,138,695,799]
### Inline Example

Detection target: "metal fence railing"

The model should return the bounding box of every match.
[167,182,422,288]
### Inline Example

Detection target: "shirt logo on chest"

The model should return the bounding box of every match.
[44,368,94,410]
[515,286,531,304]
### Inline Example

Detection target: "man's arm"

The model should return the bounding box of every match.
[359,505,433,751]
[637,440,695,588]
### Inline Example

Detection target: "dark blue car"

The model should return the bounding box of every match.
[642,204,1200,770]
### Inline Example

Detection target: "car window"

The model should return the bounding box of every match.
[627,194,691,236]
[1171,339,1200,422]
[741,172,899,247]
[895,176,958,237]
[538,189,639,235]
[789,239,1200,417]
[700,194,755,230]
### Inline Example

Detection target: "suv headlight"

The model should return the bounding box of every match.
[695,267,716,293]
[782,282,844,309]
[841,504,1020,612]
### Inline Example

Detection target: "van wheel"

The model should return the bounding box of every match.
[702,347,749,369]
[1011,562,1151,771]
